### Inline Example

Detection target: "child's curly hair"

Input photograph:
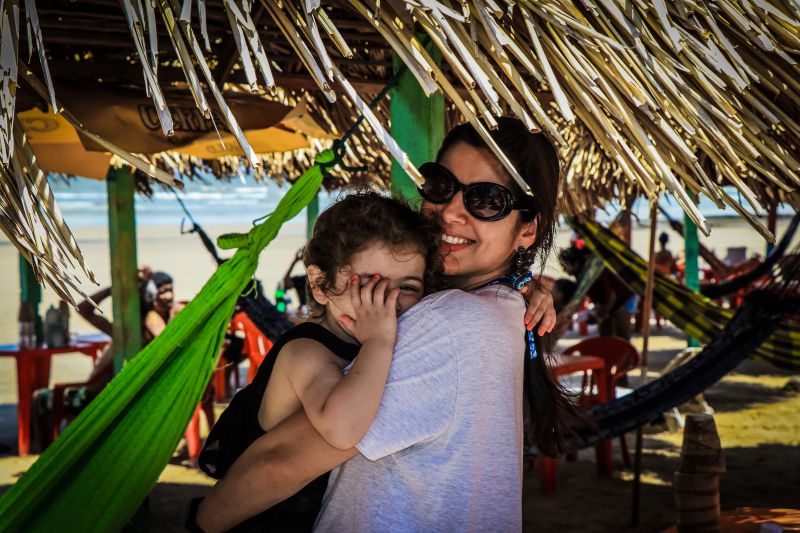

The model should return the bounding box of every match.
[304,192,442,317]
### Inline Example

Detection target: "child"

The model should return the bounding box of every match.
[198,192,441,532]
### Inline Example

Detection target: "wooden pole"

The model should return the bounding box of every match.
[766,201,778,256]
[683,191,701,348]
[390,40,444,203]
[106,166,142,372]
[632,201,659,526]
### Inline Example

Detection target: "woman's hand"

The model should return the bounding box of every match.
[137,264,153,283]
[338,275,400,346]
[519,280,556,336]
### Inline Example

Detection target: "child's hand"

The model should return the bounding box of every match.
[519,280,556,336]
[338,274,399,346]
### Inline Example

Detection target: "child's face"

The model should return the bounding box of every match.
[328,242,426,320]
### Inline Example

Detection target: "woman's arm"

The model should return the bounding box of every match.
[76,287,113,336]
[196,410,357,532]
[143,310,167,339]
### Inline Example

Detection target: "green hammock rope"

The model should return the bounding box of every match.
[572,218,800,370]
[0,152,330,532]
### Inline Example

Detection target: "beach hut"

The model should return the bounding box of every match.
[0,1,799,530]
[3,2,799,297]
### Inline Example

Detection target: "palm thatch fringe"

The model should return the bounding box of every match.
[0,0,799,301]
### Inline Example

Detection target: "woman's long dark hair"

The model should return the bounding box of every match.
[438,117,581,457]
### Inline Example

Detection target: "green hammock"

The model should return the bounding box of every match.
[0,152,329,531]
[573,218,800,370]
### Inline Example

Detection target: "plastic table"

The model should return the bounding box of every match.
[0,334,110,455]
[537,354,612,493]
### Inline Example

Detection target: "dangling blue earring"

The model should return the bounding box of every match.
[514,246,526,272]
[512,246,537,360]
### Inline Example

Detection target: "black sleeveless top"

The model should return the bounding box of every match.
[199,322,360,532]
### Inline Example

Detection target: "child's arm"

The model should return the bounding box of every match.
[285,275,399,450]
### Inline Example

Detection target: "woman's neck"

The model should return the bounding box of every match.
[446,267,514,292]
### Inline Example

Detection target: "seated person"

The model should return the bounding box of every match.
[560,246,634,340]
[31,267,176,450]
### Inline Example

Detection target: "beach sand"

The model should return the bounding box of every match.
[0,215,797,531]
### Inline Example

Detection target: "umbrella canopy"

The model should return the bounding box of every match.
[17,90,330,178]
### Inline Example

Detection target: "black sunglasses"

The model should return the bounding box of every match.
[418,162,535,222]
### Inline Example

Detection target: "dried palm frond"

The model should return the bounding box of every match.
[0,0,19,165]
[0,121,95,306]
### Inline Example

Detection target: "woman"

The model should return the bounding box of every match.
[195,118,573,532]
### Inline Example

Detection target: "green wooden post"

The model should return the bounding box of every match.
[19,254,43,344]
[390,43,445,203]
[306,193,319,240]
[683,192,701,348]
[106,166,142,372]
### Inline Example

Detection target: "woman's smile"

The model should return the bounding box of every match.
[441,230,474,253]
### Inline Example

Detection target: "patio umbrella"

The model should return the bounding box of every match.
[17,91,330,179]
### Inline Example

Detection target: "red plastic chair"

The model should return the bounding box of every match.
[537,336,639,493]
[215,311,273,401]
[563,336,640,467]
[52,380,215,462]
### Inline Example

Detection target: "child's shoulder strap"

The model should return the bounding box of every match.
[279,322,361,362]
[250,322,360,389]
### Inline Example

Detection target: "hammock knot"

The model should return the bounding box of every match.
[217,232,250,251]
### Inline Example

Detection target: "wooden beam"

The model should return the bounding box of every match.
[106,166,142,371]
[390,38,444,202]
[44,61,394,93]
[632,201,659,527]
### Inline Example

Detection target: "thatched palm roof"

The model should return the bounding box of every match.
[2,0,800,300]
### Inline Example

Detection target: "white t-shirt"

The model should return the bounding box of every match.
[314,286,526,533]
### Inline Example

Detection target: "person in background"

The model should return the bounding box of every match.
[283,250,310,313]
[77,267,176,391]
[550,278,579,340]
[560,246,634,340]
[655,232,680,278]
[31,267,177,450]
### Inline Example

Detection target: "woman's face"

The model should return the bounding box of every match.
[422,143,536,289]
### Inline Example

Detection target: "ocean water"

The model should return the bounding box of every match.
[50,175,340,232]
[49,175,790,231]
